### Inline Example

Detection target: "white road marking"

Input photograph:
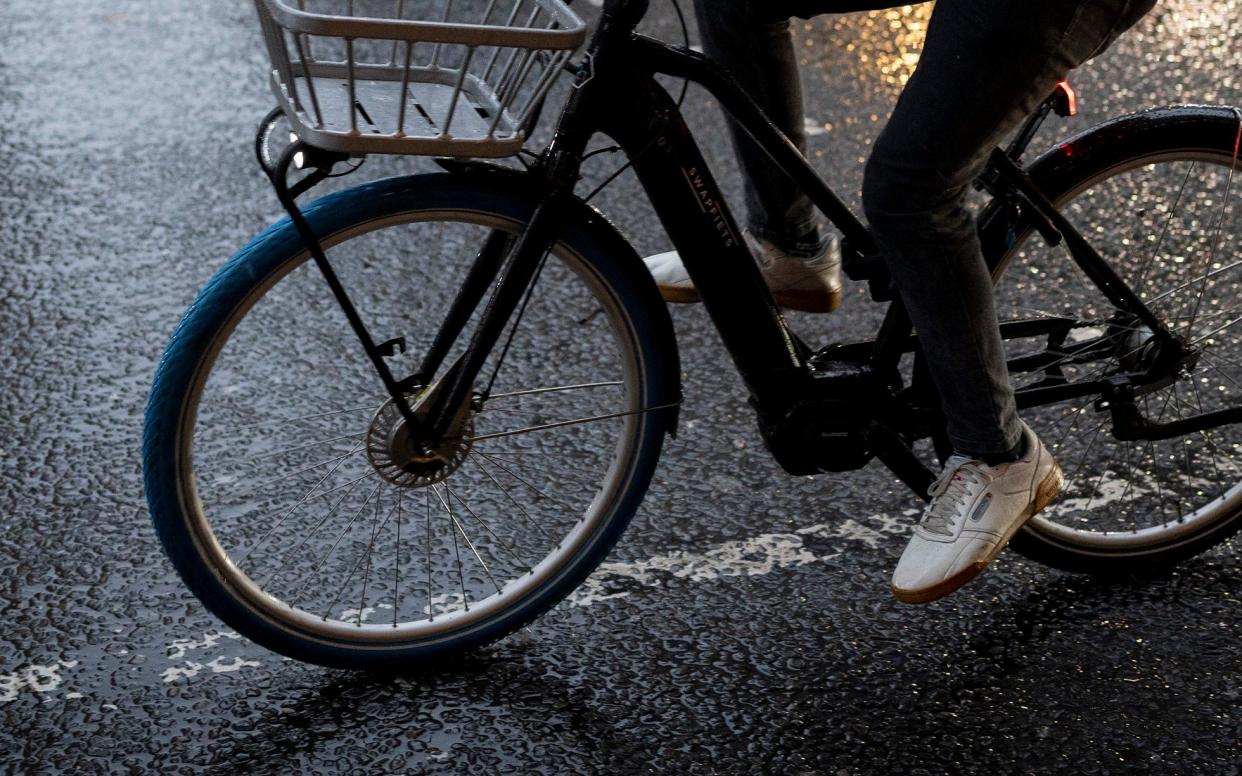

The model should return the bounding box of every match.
[0,661,79,703]
[150,512,913,684]
[339,604,394,623]
[161,656,263,684]
[567,515,908,607]
[4,511,918,695]
[167,630,244,660]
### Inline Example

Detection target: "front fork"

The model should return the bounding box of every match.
[417,152,584,437]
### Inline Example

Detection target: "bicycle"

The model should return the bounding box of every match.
[143,0,1242,669]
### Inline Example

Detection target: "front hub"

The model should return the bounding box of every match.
[366,395,474,488]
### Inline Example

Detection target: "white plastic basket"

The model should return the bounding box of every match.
[255,0,587,157]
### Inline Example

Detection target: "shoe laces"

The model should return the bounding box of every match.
[921,456,987,536]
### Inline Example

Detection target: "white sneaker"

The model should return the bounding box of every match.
[642,232,842,313]
[891,422,1063,604]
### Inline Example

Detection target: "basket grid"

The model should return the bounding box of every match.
[255,0,586,157]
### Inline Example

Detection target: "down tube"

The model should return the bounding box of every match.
[598,79,809,404]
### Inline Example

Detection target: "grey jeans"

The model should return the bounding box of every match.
[694,0,1155,458]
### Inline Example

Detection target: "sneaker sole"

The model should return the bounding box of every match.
[656,283,841,314]
[655,283,704,305]
[773,287,842,314]
[891,462,1064,605]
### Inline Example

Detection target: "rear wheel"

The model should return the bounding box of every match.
[992,107,1242,572]
[143,174,678,668]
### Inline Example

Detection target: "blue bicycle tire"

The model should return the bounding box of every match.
[143,172,680,668]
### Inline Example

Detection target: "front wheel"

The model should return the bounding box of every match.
[992,106,1242,573]
[143,173,679,668]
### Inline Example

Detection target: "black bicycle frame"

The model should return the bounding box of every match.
[272,0,1241,493]
[418,1,874,438]
[418,0,931,485]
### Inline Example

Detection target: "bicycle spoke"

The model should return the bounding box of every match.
[1169,382,1197,488]
[425,490,434,621]
[1197,344,1242,373]
[293,482,382,607]
[472,448,574,456]
[469,456,558,544]
[1141,396,1170,526]
[433,485,468,611]
[1151,391,1189,522]
[1183,125,1241,337]
[477,405,555,415]
[1081,429,1129,519]
[322,494,402,624]
[261,472,376,588]
[1047,402,1089,457]
[1195,353,1242,390]
[394,492,402,628]
[231,446,365,498]
[236,448,367,566]
[356,489,383,625]
[1101,436,1140,529]
[1187,377,1231,499]
[464,400,679,443]
[444,484,506,586]
[475,450,579,514]
[487,381,624,400]
[1190,312,1242,346]
[249,431,366,462]
[234,403,381,431]
[1145,257,1242,307]
[1060,413,1110,495]
[446,482,531,574]
[1136,160,1196,297]
[482,248,554,398]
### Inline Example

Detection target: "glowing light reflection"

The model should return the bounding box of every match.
[797,0,1242,105]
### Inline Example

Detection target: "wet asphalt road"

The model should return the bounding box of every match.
[1,0,1240,773]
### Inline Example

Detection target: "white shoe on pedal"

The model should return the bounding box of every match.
[642,231,843,313]
[643,248,700,304]
[891,422,1063,604]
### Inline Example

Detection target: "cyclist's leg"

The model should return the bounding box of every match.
[861,0,1155,460]
[692,0,821,250]
[655,0,862,313]
[693,0,931,250]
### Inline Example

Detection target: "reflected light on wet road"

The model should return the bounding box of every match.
[798,0,1241,99]
[1162,0,1242,33]
[807,3,932,88]
[1121,0,1242,103]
